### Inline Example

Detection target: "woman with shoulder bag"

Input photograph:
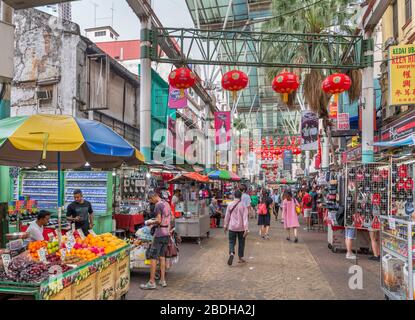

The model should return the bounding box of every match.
[258,191,273,240]
[282,189,300,243]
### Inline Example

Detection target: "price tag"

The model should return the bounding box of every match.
[60,248,67,262]
[37,248,47,263]
[1,254,11,275]
[47,232,56,242]
[88,229,97,237]
[389,218,396,230]
[71,223,75,232]
[77,229,85,240]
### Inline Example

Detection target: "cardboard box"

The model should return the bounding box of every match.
[96,264,116,300]
[71,273,97,300]
[50,285,72,300]
[115,256,130,299]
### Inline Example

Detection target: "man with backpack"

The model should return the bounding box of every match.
[224,190,249,265]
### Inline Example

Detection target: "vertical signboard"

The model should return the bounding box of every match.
[168,87,188,109]
[283,150,293,171]
[214,112,231,151]
[301,111,319,151]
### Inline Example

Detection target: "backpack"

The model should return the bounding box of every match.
[257,203,268,215]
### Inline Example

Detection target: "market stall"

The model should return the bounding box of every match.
[0,114,144,300]
[168,172,211,245]
[208,170,240,214]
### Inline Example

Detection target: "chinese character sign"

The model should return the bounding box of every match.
[389,44,415,106]
[337,113,350,130]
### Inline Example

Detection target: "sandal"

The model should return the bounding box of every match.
[227,254,234,266]
[238,258,247,263]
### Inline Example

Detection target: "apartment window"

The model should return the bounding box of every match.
[95,31,106,37]
[393,1,399,39]
[406,0,412,23]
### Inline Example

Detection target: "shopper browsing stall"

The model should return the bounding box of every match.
[141,191,172,290]
[26,210,51,241]
[66,189,94,236]
[209,198,223,228]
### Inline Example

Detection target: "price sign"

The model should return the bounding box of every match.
[77,229,85,240]
[60,248,67,262]
[65,240,74,253]
[389,217,396,230]
[88,229,97,237]
[37,248,47,263]
[71,223,75,232]
[1,254,11,275]
[48,232,56,242]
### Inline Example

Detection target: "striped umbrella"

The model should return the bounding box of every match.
[208,170,231,181]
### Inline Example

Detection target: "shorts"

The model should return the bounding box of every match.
[303,208,312,218]
[345,227,356,240]
[148,236,169,259]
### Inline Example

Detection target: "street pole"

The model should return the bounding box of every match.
[139,17,152,162]
[0,1,13,205]
[305,150,310,176]
[361,30,374,164]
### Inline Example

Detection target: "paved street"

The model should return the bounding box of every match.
[127,218,383,300]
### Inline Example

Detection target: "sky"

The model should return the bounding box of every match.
[70,0,195,40]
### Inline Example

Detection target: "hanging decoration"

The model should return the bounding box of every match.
[272,71,300,103]
[168,67,197,97]
[321,73,352,103]
[222,70,249,102]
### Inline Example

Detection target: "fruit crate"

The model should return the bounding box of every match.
[0,245,131,300]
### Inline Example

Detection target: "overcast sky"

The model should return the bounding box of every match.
[70,0,195,40]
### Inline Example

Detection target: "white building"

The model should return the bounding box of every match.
[85,26,119,43]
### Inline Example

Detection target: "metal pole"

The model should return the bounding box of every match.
[139,16,152,162]
[361,30,374,164]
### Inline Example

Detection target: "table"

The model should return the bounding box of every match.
[114,213,145,233]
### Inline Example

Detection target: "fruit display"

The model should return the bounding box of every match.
[0,257,49,284]
[28,241,48,260]
[63,255,85,266]
[47,241,60,255]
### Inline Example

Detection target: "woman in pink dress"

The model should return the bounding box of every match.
[282,189,300,243]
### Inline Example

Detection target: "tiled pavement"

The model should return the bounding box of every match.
[127,217,384,300]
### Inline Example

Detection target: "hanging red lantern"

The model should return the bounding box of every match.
[222,70,249,102]
[322,73,351,103]
[292,147,302,155]
[272,70,300,103]
[168,67,197,97]
[275,148,283,156]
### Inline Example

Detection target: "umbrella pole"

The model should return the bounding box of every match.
[57,152,62,247]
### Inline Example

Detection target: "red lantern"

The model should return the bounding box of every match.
[272,71,300,103]
[222,70,249,102]
[168,67,196,97]
[275,148,282,156]
[322,73,351,103]
[292,147,302,155]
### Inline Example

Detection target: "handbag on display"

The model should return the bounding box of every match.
[405,201,415,216]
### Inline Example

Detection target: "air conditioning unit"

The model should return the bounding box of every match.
[35,88,53,101]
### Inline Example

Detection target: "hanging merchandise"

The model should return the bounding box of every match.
[221,70,249,102]
[321,73,352,103]
[272,71,300,103]
[168,67,197,97]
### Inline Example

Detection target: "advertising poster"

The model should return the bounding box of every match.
[215,111,231,151]
[283,150,293,171]
[168,86,188,109]
[337,113,350,130]
[389,44,415,106]
[301,111,319,151]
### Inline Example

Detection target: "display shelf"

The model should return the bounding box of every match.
[20,171,59,211]
[382,232,407,242]
[383,246,408,262]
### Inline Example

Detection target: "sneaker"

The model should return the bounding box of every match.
[346,253,357,260]
[159,280,167,288]
[227,254,234,266]
[140,281,157,290]
[369,256,380,262]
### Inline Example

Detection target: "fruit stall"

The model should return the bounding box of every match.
[0,232,131,300]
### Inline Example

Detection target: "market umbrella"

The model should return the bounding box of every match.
[230,172,241,181]
[168,172,211,184]
[208,170,231,181]
[0,115,145,241]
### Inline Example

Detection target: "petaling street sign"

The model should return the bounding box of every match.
[389,44,415,106]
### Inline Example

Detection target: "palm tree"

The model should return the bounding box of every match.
[262,0,361,168]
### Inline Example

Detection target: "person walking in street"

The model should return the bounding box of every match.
[271,189,281,222]
[140,191,172,290]
[224,190,249,265]
[209,198,223,228]
[282,189,300,243]
[240,185,252,217]
[302,188,313,231]
[258,190,273,239]
[250,190,259,219]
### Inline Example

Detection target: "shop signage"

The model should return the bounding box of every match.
[381,111,415,142]
[337,113,350,130]
[168,86,188,109]
[283,150,293,171]
[329,101,338,119]
[389,43,415,106]
[301,111,319,151]
[214,112,231,151]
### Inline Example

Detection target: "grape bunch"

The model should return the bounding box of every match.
[4,258,49,283]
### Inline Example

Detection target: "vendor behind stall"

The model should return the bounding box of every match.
[26,210,51,241]
[66,189,94,235]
